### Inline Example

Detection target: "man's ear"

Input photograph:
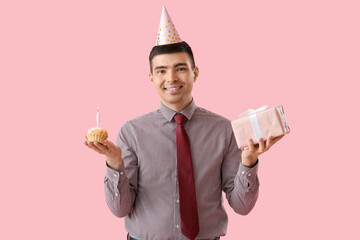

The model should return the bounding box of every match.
[149,73,154,83]
[193,66,199,82]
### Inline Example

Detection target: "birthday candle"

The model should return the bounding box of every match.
[96,107,100,127]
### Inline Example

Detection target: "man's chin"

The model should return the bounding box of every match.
[162,96,192,106]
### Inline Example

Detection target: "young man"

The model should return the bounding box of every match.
[85,7,283,240]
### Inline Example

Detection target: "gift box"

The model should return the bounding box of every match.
[231,105,290,149]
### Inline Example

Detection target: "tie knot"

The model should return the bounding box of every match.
[174,114,187,124]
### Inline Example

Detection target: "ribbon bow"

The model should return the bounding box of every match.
[238,105,268,118]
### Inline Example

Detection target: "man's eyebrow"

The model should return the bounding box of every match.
[174,63,188,68]
[154,63,188,71]
[154,65,168,70]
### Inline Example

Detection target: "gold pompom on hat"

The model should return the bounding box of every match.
[156,6,182,46]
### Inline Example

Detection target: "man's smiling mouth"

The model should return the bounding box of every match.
[164,86,183,91]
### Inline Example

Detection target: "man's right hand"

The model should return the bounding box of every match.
[84,138,123,170]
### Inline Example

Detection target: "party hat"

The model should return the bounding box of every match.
[156,6,182,46]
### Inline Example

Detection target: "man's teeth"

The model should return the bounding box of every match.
[167,87,181,90]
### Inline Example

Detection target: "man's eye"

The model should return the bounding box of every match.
[157,70,165,74]
[178,67,186,71]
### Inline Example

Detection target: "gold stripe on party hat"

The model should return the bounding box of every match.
[156,6,182,46]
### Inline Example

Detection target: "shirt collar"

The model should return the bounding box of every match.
[160,99,196,122]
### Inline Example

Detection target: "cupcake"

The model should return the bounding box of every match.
[87,127,108,144]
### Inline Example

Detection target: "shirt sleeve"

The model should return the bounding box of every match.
[104,122,138,218]
[221,122,260,215]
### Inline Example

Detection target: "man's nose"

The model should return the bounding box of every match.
[167,70,178,82]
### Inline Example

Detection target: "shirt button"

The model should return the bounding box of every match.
[176,199,180,203]
[176,224,180,229]
[248,173,251,177]
[114,173,118,178]
[115,193,119,196]
[241,171,245,175]
[120,172,124,175]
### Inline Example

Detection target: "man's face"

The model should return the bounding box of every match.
[149,52,199,111]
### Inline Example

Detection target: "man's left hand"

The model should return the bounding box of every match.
[241,135,284,167]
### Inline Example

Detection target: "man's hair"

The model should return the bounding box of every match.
[149,41,195,73]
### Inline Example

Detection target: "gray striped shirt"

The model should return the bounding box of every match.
[104,99,259,240]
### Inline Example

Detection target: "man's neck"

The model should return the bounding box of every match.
[162,99,192,112]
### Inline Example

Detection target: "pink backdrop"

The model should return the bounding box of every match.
[1,0,359,239]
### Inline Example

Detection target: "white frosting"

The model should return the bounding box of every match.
[87,127,102,134]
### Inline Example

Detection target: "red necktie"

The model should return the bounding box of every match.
[174,114,199,240]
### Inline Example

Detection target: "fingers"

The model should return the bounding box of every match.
[104,140,123,157]
[244,135,285,158]
[84,140,90,148]
[103,140,115,154]
[267,135,284,148]
[265,136,273,149]
[258,138,265,152]
[104,139,116,150]
[247,136,272,154]
[89,141,103,153]
[85,141,107,154]
[94,142,109,153]
[248,138,255,152]
[272,135,284,144]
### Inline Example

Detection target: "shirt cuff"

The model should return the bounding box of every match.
[105,163,126,184]
[237,159,259,191]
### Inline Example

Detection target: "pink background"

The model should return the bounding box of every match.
[1,0,359,239]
